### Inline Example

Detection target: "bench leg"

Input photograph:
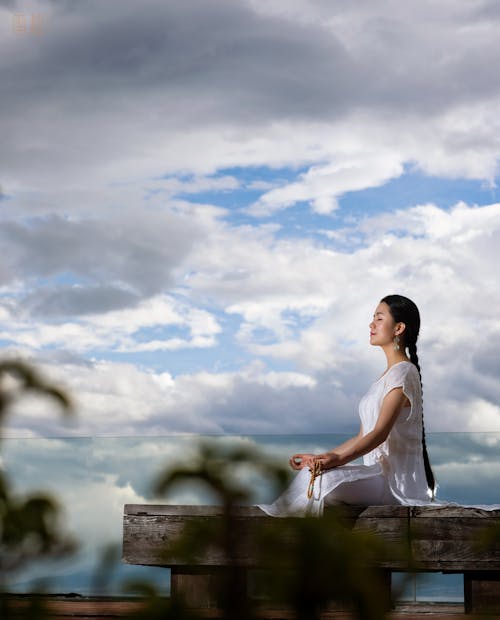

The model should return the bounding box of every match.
[170,567,248,609]
[171,570,217,608]
[464,571,500,614]
[323,569,392,613]
[379,569,393,611]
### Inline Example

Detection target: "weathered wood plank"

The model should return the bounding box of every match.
[408,508,500,571]
[124,503,410,518]
[123,505,412,568]
[124,511,296,567]
[344,505,409,518]
[411,506,500,518]
[125,504,265,517]
[123,504,500,569]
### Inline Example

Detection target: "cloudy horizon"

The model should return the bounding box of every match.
[1,0,500,437]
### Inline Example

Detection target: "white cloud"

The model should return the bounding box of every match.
[465,398,500,433]
[194,201,500,431]
[3,353,324,437]
[2,0,500,205]
[0,295,221,353]
[1,0,500,440]
[3,199,500,435]
[248,153,404,216]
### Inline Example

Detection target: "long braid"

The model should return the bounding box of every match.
[382,294,436,499]
[408,341,436,498]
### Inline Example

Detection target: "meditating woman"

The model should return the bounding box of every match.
[258,294,436,516]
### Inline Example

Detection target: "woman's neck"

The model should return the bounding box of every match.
[382,346,410,368]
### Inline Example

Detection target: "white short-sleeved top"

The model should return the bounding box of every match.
[359,361,430,503]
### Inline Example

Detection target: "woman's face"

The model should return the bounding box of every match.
[369,302,398,347]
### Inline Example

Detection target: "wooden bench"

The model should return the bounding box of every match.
[122,504,500,614]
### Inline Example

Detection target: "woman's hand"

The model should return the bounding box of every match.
[289,452,344,471]
[289,453,316,470]
[313,451,343,471]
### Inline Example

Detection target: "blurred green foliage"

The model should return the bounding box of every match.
[0,359,75,618]
[122,439,407,620]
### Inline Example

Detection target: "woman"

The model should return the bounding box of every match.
[258,294,435,517]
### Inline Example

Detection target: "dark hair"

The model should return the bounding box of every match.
[381,294,436,498]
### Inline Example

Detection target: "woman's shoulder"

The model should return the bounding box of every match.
[383,360,419,386]
[386,360,414,375]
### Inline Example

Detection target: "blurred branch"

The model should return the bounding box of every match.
[154,440,289,507]
[0,357,77,615]
[150,439,409,620]
[0,359,73,435]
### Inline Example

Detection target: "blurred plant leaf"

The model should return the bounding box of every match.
[154,440,290,507]
[152,439,413,620]
[255,511,396,620]
[0,360,73,436]
[0,357,76,615]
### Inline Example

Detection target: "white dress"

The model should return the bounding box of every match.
[258,361,431,517]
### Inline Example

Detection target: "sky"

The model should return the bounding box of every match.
[1,0,500,437]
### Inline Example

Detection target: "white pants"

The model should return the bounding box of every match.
[323,473,397,506]
[258,465,399,517]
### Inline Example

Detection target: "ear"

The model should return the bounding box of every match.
[395,322,406,336]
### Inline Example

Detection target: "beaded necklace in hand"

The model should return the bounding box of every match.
[306,460,322,499]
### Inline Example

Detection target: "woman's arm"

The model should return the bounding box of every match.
[317,387,408,470]
[327,426,364,455]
